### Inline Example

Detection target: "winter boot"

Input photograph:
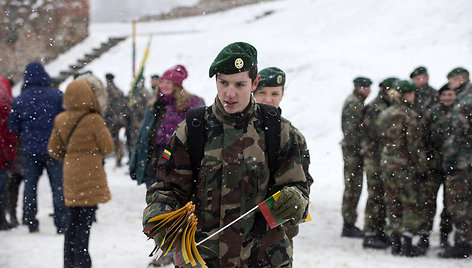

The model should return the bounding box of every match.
[400,234,426,257]
[0,200,12,231]
[390,233,401,255]
[438,243,471,259]
[439,232,450,248]
[416,234,430,252]
[7,190,19,227]
[341,223,364,238]
[363,233,389,249]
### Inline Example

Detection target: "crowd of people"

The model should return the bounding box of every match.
[341,66,472,259]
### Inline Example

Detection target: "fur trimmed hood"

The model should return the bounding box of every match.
[75,73,109,115]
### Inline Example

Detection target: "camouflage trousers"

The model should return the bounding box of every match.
[381,167,422,236]
[363,157,386,235]
[341,146,364,224]
[417,170,452,235]
[444,170,472,244]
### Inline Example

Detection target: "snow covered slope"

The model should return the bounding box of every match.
[2,0,472,267]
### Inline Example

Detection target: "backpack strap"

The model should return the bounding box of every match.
[66,112,92,146]
[186,106,207,182]
[257,103,281,179]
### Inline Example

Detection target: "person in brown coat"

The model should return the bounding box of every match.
[48,79,114,268]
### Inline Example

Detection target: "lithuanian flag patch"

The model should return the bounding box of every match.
[162,149,171,160]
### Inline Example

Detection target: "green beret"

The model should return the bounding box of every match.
[410,66,428,78]
[395,80,416,93]
[105,73,114,79]
[438,83,451,93]
[447,67,469,79]
[353,76,372,87]
[209,42,257,78]
[380,77,400,90]
[151,74,160,79]
[258,67,286,87]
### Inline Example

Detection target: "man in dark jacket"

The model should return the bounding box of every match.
[8,62,66,233]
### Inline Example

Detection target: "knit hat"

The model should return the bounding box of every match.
[353,76,372,87]
[0,76,12,103]
[258,67,286,87]
[24,62,51,86]
[447,67,469,79]
[209,42,257,78]
[410,66,428,78]
[161,65,188,87]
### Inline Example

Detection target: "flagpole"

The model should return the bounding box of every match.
[196,205,259,246]
[132,20,136,78]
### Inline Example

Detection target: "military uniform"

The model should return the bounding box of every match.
[412,84,437,117]
[442,85,472,248]
[341,90,367,228]
[104,79,128,166]
[361,88,390,238]
[143,97,308,267]
[419,101,453,240]
[376,96,426,238]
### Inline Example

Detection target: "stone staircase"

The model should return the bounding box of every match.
[56,36,127,83]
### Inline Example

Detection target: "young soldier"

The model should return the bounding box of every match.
[376,80,427,257]
[253,66,313,248]
[418,83,455,251]
[361,77,398,249]
[441,68,472,258]
[143,42,309,267]
[409,66,438,116]
[340,76,371,238]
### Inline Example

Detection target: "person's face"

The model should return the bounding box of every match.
[448,76,463,90]
[216,71,260,114]
[440,89,456,107]
[412,74,429,87]
[356,86,371,97]
[159,79,174,95]
[403,91,416,104]
[151,77,160,88]
[253,86,284,108]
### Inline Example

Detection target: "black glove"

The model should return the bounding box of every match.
[272,186,308,222]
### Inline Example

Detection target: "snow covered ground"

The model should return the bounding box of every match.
[2,0,472,267]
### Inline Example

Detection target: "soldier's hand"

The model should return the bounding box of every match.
[272,186,308,222]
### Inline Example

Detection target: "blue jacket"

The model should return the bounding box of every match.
[8,62,64,155]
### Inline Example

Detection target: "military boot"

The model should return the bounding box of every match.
[400,235,426,257]
[416,234,430,252]
[363,233,389,249]
[341,223,364,238]
[439,232,450,248]
[390,233,401,255]
[438,243,471,259]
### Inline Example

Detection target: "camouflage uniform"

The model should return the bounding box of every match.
[143,97,309,267]
[127,85,151,157]
[419,102,453,237]
[341,90,367,225]
[361,89,390,235]
[443,85,472,245]
[376,99,426,236]
[412,84,438,118]
[104,80,128,165]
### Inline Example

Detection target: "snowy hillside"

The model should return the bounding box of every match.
[2,0,472,267]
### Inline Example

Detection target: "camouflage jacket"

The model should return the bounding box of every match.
[143,97,308,267]
[104,81,128,129]
[422,103,454,171]
[454,81,472,100]
[412,84,438,118]
[376,100,426,173]
[341,90,367,150]
[443,86,472,170]
[361,89,391,160]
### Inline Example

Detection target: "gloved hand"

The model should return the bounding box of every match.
[272,186,308,222]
